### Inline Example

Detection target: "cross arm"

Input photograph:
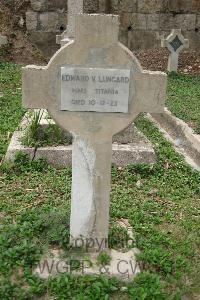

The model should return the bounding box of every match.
[22,65,47,109]
[161,39,168,48]
[136,71,167,113]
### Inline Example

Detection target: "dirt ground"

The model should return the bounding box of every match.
[0,1,47,65]
[135,49,200,75]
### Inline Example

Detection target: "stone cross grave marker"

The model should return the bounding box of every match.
[0,35,8,46]
[56,0,83,46]
[23,14,167,250]
[161,29,189,72]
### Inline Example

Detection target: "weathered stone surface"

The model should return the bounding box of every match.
[150,108,200,170]
[58,13,68,30]
[120,13,131,28]
[138,0,166,13]
[31,0,67,12]
[138,0,200,13]
[98,0,107,13]
[30,0,46,11]
[127,11,197,33]
[35,146,72,167]
[57,0,83,44]
[4,132,35,162]
[27,11,67,33]
[83,0,99,12]
[161,29,189,53]
[159,13,196,31]
[128,30,157,50]
[119,26,128,46]
[47,0,68,11]
[31,0,47,11]
[130,13,147,30]
[27,0,200,55]
[174,14,196,31]
[22,14,166,248]
[121,12,147,30]
[196,14,200,29]
[166,0,200,13]
[119,0,137,13]
[28,31,59,57]
[9,112,155,167]
[39,12,58,31]
[182,31,200,49]
[26,10,67,54]
[114,125,139,144]
[34,248,140,281]
[26,11,38,31]
[5,120,156,168]
[146,14,159,30]
[161,29,189,72]
[112,143,156,166]
[109,0,118,13]
[34,140,156,167]
[159,14,175,30]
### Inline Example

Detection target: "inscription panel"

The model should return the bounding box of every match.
[61,67,130,113]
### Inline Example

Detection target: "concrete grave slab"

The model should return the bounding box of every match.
[5,131,35,162]
[5,112,156,168]
[34,248,140,281]
[34,218,140,281]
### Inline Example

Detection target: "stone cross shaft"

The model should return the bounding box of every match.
[56,0,83,46]
[23,14,167,250]
[161,29,189,72]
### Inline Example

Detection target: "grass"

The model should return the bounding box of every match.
[0,63,200,299]
[167,72,200,134]
[97,251,112,266]
[21,110,72,148]
[0,62,25,161]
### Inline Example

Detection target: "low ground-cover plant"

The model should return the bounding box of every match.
[97,251,112,266]
[0,63,25,161]
[167,72,200,134]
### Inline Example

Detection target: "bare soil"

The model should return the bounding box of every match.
[135,48,200,75]
[0,1,47,65]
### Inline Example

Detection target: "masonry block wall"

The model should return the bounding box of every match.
[26,0,200,57]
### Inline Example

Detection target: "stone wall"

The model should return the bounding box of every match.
[26,0,68,56]
[117,0,200,51]
[26,0,200,57]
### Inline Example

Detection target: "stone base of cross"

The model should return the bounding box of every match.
[23,14,167,251]
[161,29,189,72]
